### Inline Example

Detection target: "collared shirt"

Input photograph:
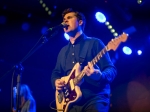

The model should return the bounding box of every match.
[51,33,117,103]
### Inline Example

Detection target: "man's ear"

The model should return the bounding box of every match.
[79,20,83,26]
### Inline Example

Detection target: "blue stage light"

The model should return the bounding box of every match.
[137,50,142,55]
[123,46,132,55]
[41,26,48,34]
[22,22,30,31]
[95,12,106,23]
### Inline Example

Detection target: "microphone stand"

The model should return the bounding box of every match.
[13,29,59,112]
[15,64,24,112]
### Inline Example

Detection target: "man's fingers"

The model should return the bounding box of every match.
[57,82,65,86]
[56,84,65,91]
[56,79,65,84]
[84,67,90,76]
[56,84,64,88]
[55,79,66,91]
[88,62,94,69]
[56,87,63,91]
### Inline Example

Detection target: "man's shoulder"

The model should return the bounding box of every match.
[85,37,105,47]
[86,36,101,42]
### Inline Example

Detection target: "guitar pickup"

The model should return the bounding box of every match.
[57,92,63,103]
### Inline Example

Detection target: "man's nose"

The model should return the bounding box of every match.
[64,20,68,24]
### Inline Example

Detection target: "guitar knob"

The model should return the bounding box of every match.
[66,98,69,102]
[65,92,69,97]
[65,89,68,93]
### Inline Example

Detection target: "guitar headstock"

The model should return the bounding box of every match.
[107,32,128,51]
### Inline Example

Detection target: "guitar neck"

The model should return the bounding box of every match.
[74,46,108,85]
[90,46,107,66]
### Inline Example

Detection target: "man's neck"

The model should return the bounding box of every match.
[69,31,83,44]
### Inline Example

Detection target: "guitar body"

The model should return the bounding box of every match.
[55,63,83,112]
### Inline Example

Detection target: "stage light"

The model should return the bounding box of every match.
[42,3,46,8]
[39,0,43,4]
[64,33,69,40]
[110,29,115,33]
[108,25,112,29]
[54,5,57,9]
[123,46,132,55]
[48,11,52,15]
[113,32,118,37]
[41,26,48,34]
[95,12,106,23]
[104,21,118,37]
[95,12,118,38]
[39,0,52,16]
[22,22,30,31]
[137,0,142,4]
[45,7,49,11]
[137,50,142,55]
[27,13,32,18]
[105,21,109,25]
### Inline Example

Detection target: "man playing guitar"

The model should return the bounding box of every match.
[51,8,117,112]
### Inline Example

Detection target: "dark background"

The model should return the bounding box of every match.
[0,0,150,112]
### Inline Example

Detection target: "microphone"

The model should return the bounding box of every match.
[48,22,68,31]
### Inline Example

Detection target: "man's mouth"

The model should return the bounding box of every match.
[65,25,69,30]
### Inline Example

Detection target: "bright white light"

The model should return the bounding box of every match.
[95,12,106,23]
[48,11,52,15]
[137,0,142,4]
[105,21,109,25]
[137,50,142,55]
[111,29,115,33]
[113,33,118,37]
[42,3,46,8]
[123,46,132,55]
[64,33,69,40]
[45,7,49,11]
[108,25,112,29]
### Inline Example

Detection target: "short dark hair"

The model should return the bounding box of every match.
[62,8,86,31]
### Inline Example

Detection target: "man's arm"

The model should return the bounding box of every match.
[84,39,117,84]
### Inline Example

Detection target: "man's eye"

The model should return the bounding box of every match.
[68,16,72,19]
[63,16,73,21]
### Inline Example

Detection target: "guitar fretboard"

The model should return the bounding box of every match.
[73,46,108,85]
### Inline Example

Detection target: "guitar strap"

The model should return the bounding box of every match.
[79,36,91,66]
[63,35,91,75]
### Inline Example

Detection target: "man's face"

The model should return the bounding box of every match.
[63,12,80,33]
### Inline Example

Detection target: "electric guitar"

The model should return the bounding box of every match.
[55,33,128,112]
